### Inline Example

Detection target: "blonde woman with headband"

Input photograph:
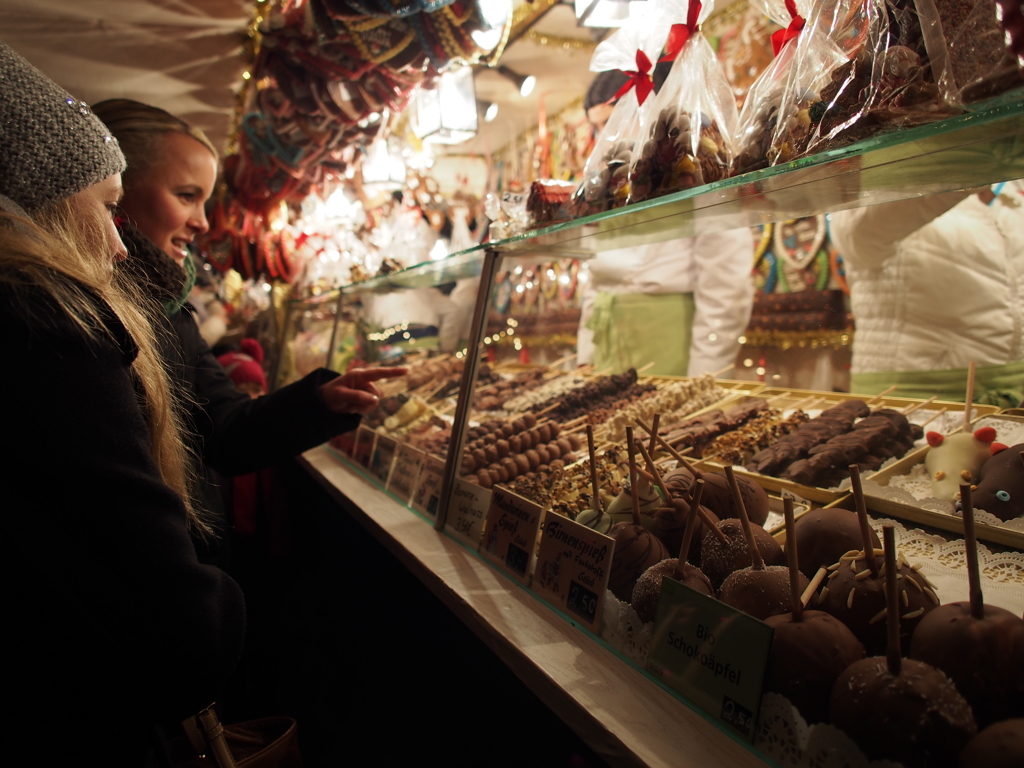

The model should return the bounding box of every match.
[93,99,405,547]
[0,44,245,765]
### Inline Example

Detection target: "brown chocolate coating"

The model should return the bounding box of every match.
[818,553,938,656]
[568,434,581,451]
[830,657,977,768]
[631,559,713,624]
[718,565,808,621]
[514,454,530,476]
[509,435,523,454]
[700,518,785,590]
[764,610,865,723]
[793,507,880,580]
[608,522,670,602]
[495,439,510,459]
[959,719,1024,768]
[525,449,540,470]
[973,443,1024,521]
[476,469,492,488]
[663,467,770,526]
[523,413,537,429]
[910,602,1024,728]
[536,446,551,465]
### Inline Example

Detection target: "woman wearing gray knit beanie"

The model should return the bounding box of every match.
[0,43,245,766]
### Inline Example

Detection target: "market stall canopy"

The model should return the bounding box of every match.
[0,0,250,151]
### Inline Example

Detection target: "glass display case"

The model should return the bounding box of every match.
[314,100,1024,767]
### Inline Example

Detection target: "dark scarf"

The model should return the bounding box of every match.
[116,221,195,317]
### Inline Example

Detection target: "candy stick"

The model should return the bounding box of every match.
[724,465,764,571]
[586,425,601,514]
[548,351,577,370]
[919,407,948,429]
[675,479,705,578]
[902,395,937,415]
[648,413,661,457]
[849,464,879,578]
[712,363,735,378]
[636,361,657,374]
[783,494,803,621]
[960,483,985,620]
[766,391,793,404]
[535,402,562,418]
[883,525,901,676]
[626,427,642,526]
[866,386,898,405]
[963,361,976,431]
[635,417,700,474]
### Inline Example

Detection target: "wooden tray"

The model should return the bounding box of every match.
[854,413,1024,549]
[699,389,998,506]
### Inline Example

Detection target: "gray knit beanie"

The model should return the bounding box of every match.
[0,42,126,213]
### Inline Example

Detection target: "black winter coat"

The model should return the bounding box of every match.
[120,224,360,524]
[0,278,246,767]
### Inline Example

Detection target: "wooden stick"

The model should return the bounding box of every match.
[586,425,601,514]
[562,414,589,428]
[783,495,803,621]
[676,479,705,576]
[626,427,642,527]
[635,417,702,476]
[564,422,591,435]
[883,525,901,676]
[766,391,793,404]
[849,464,880,578]
[801,567,828,609]
[534,402,561,418]
[963,361,976,432]
[960,483,985,620]
[712,363,736,378]
[548,351,578,370]
[635,441,671,504]
[636,361,657,374]
[866,385,898,405]
[902,395,937,415]
[648,413,661,457]
[919,407,948,429]
[724,465,764,570]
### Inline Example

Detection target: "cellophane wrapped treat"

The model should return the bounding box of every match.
[733,0,850,174]
[627,0,739,203]
[797,0,957,157]
[914,0,1022,104]
[569,16,668,217]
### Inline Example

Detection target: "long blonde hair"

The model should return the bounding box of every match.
[0,203,210,536]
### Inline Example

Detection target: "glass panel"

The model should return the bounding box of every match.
[274,291,342,390]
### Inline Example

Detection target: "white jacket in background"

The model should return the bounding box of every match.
[577,229,754,376]
[829,183,1024,375]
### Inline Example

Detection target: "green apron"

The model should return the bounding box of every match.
[851,360,1024,409]
[587,292,695,377]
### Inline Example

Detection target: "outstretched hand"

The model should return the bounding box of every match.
[319,366,408,415]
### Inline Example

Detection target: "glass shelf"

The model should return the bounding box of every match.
[341,98,1024,291]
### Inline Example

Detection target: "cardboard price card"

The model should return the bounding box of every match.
[410,454,445,518]
[645,578,774,742]
[386,444,425,503]
[369,434,398,485]
[479,487,544,585]
[351,426,376,469]
[446,477,491,547]
[532,514,613,631]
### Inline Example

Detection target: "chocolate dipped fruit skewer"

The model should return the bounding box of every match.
[607,428,669,602]
[631,479,714,624]
[830,526,977,768]
[909,484,1024,728]
[717,467,806,620]
[959,720,1024,768]
[763,495,866,724]
[817,466,937,656]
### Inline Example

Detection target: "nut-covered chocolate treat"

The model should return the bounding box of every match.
[718,564,808,621]
[959,719,1024,768]
[631,559,713,624]
[607,522,669,602]
[792,507,880,580]
[700,518,785,590]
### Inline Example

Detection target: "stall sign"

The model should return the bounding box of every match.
[479,487,543,586]
[369,434,398,485]
[410,454,446,518]
[531,513,613,631]
[352,425,376,469]
[646,578,773,741]
[386,444,425,503]
[446,477,491,547]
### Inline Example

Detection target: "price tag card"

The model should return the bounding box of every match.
[369,434,398,485]
[410,454,445,518]
[531,514,614,631]
[645,578,774,742]
[446,477,491,547]
[479,487,544,586]
[351,425,376,469]
[386,444,425,503]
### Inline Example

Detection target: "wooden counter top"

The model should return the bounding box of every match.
[300,446,771,768]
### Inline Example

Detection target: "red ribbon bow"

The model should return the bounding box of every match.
[662,0,703,62]
[611,50,655,106]
[770,0,806,56]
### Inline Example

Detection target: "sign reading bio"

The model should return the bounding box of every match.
[645,578,774,741]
